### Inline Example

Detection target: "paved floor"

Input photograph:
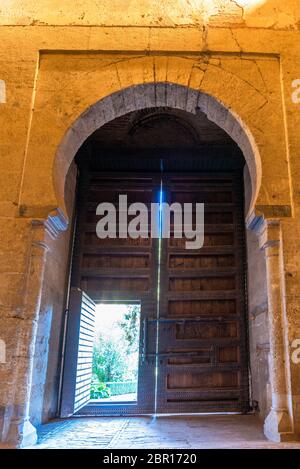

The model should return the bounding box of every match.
[26,415,300,449]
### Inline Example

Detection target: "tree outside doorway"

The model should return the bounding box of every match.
[91,304,141,402]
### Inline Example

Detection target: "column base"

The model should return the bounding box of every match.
[264,408,294,442]
[6,418,37,448]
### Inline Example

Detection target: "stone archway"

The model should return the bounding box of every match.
[18,54,292,226]
[53,83,261,224]
[53,82,265,424]
[9,66,295,446]
[48,83,294,443]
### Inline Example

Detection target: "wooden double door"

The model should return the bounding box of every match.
[60,170,249,416]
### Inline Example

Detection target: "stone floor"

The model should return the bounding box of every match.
[26,415,300,449]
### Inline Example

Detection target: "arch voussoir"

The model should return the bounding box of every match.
[53,82,262,223]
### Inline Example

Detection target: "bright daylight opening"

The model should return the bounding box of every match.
[91,303,141,403]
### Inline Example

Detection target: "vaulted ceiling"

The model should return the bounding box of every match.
[77,107,245,172]
[88,107,234,149]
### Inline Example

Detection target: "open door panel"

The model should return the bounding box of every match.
[60,288,96,417]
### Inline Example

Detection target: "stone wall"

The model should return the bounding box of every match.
[29,163,77,425]
[0,0,300,447]
[0,1,299,30]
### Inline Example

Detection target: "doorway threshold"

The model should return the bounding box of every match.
[71,410,248,418]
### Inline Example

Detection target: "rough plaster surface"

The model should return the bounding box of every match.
[0,1,299,30]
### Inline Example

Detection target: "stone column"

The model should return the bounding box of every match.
[2,208,68,448]
[4,220,50,448]
[258,219,294,442]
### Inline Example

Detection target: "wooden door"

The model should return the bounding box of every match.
[64,169,249,415]
[156,172,249,413]
[60,288,96,417]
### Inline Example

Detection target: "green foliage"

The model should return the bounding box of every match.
[91,304,141,394]
[90,381,111,399]
[118,305,140,353]
[92,335,128,383]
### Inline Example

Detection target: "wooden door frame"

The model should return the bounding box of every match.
[76,296,157,416]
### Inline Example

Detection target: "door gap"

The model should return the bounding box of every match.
[154,178,163,413]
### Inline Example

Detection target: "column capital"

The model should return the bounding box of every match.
[257,219,281,251]
[246,210,282,250]
[30,207,68,249]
